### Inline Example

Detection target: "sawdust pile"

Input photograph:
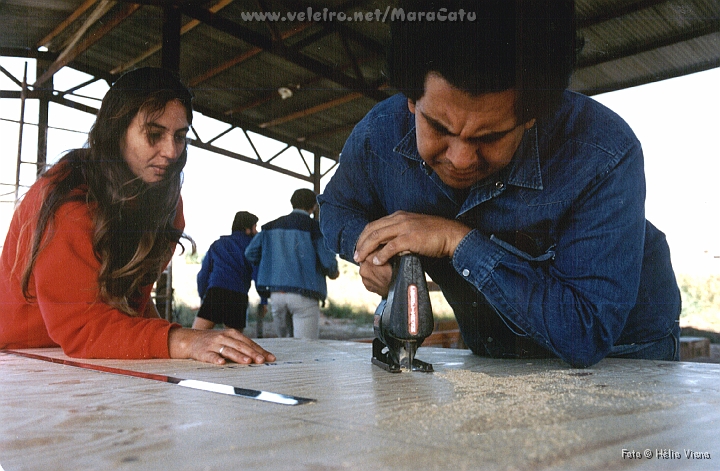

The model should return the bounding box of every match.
[374,369,677,469]
[434,369,673,432]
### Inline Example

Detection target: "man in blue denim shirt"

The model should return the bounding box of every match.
[317,0,680,367]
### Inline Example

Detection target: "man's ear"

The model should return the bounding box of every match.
[407,98,416,115]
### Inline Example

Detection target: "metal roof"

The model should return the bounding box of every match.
[1,0,719,184]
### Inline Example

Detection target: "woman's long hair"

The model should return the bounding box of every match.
[20,67,195,315]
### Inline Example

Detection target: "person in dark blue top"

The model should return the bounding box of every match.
[317,0,681,367]
[193,211,261,333]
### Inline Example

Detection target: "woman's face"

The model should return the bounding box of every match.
[120,99,190,184]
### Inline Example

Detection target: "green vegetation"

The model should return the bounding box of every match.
[322,299,374,325]
[169,300,271,328]
[172,300,196,327]
[184,251,201,265]
[678,273,720,319]
[167,273,720,335]
[170,298,373,328]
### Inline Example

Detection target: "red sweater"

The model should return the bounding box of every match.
[0,171,183,359]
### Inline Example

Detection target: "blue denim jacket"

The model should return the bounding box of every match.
[318,92,681,367]
[245,209,339,301]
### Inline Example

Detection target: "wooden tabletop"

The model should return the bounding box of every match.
[1,339,718,470]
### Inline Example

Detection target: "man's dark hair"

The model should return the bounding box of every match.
[291,188,318,211]
[387,0,577,122]
[232,211,258,232]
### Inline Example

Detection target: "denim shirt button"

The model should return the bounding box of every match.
[495,181,504,189]
[462,268,470,277]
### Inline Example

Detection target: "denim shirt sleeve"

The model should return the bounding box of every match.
[315,238,339,276]
[244,232,262,265]
[312,221,340,276]
[318,113,380,260]
[452,141,647,368]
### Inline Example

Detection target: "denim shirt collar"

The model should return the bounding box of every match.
[393,123,543,212]
[505,125,543,191]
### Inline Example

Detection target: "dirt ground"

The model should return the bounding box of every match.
[244,313,374,341]
[243,315,720,364]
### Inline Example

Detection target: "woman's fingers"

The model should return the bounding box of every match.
[217,331,276,364]
[170,327,276,365]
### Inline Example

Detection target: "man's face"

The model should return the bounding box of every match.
[408,73,535,189]
[120,99,190,184]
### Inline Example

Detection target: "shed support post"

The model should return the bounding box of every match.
[162,5,182,73]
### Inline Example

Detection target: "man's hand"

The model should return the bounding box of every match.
[353,211,471,267]
[358,255,393,297]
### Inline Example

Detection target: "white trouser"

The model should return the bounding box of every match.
[269,292,320,340]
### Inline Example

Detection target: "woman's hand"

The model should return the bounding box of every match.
[168,327,276,365]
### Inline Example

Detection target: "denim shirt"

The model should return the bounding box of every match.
[318,92,680,367]
[245,209,339,301]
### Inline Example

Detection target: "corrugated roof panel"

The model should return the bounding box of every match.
[1,0,718,164]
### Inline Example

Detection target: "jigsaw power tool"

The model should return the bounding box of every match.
[372,254,434,373]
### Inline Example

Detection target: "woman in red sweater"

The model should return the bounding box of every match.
[0,67,274,365]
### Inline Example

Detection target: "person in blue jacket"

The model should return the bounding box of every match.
[193,211,261,333]
[317,0,680,368]
[245,189,339,339]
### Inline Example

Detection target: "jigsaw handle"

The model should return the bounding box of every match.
[374,254,434,344]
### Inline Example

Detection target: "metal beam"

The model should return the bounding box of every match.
[577,0,669,29]
[313,152,321,195]
[187,24,311,88]
[577,20,720,69]
[37,0,100,49]
[297,122,356,144]
[189,139,313,183]
[223,52,376,115]
[111,0,236,75]
[193,102,338,159]
[579,56,720,96]
[178,4,389,102]
[36,59,52,177]
[162,4,182,72]
[259,92,362,128]
[34,1,141,87]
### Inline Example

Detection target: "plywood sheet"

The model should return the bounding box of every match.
[1,339,719,470]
